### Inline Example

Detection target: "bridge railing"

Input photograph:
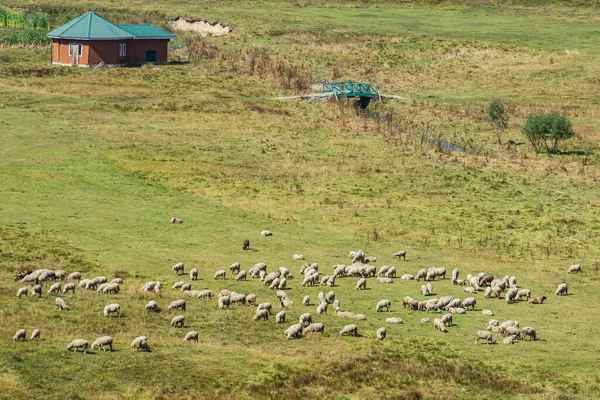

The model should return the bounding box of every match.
[322,81,380,99]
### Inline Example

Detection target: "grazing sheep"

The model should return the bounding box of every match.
[197,290,213,299]
[451,268,459,282]
[421,284,432,296]
[187,268,198,281]
[258,303,273,315]
[503,325,521,338]
[243,239,250,250]
[333,300,341,312]
[420,318,430,323]
[299,313,312,326]
[67,339,89,353]
[276,311,286,323]
[505,287,519,304]
[131,336,151,352]
[62,283,75,294]
[475,331,497,344]
[316,302,328,314]
[509,276,517,287]
[47,282,61,294]
[425,298,440,313]
[16,287,28,297]
[462,297,476,311]
[503,335,517,345]
[378,265,391,277]
[568,264,581,274]
[269,278,281,290]
[393,250,407,260]
[340,324,359,337]
[303,323,325,334]
[55,297,69,310]
[235,270,247,281]
[324,291,335,304]
[68,272,81,281]
[478,274,494,287]
[253,309,270,321]
[183,331,199,342]
[415,268,427,281]
[302,295,310,306]
[13,329,26,341]
[284,323,303,340]
[516,289,531,301]
[168,300,186,312]
[180,283,192,291]
[31,285,42,297]
[261,230,273,237]
[483,287,492,298]
[375,327,387,341]
[246,293,257,305]
[172,262,185,275]
[278,278,288,290]
[521,327,537,341]
[280,299,294,309]
[30,329,40,341]
[385,267,397,278]
[376,299,391,312]
[433,318,447,333]
[170,315,185,327]
[555,282,568,296]
[365,266,377,277]
[231,293,247,305]
[103,283,120,294]
[110,278,123,285]
[441,313,453,326]
[91,336,113,352]
[386,317,403,324]
[320,275,331,286]
[142,281,159,292]
[336,311,367,321]
[213,270,226,280]
[101,303,120,318]
[356,278,367,290]
[293,254,305,260]
[145,300,159,312]
[171,217,183,224]
[528,296,547,304]
[218,296,231,309]
[276,291,288,301]
[351,250,365,264]
[402,296,418,310]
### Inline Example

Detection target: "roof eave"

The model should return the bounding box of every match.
[47,36,134,40]
[132,36,176,40]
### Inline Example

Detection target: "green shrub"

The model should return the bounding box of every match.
[521,113,574,153]
[488,98,508,145]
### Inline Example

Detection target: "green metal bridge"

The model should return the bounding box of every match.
[321,81,381,108]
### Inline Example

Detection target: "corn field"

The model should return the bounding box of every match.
[0,8,49,30]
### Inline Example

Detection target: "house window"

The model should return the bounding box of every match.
[68,43,82,57]
[119,43,127,57]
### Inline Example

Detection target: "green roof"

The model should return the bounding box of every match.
[118,24,176,39]
[47,12,175,40]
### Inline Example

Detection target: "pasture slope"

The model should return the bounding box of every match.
[1,0,600,399]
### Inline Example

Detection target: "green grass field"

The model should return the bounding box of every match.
[1,1,600,399]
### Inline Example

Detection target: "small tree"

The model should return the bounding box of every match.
[521,113,573,154]
[488,98,508,144]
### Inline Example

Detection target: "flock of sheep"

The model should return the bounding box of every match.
[10,236,582,352]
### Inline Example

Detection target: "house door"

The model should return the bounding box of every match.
[70,44,79,66]
[145,50,157,63]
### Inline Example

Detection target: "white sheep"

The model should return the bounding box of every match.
[303,323,325,334]
[316,302,328,314]
[377,277,394,284]
[235,270,247,282]
[400,274,414,280]
[284,323,303,339]
[131,336,151,352]
[31,285,42,297]
[62,283,75,294]
[278,278,287,290]
[67,339,89,353]
[261,230,273,237]
[145,300,159,312]
[68,272,81,281]
[393,250,407,260]
[337,311,367,320]
[257,302,272,314]
[55,297,69,311]
[340,324,358,337]
[189,268,198,280]
[385,267,397,278]
[168,300,186,312]
[47,282,61,294]
[218,296,231,309]
[462,297,476,311]
[171,217,183,224]
[183,331,199,342]
[568,264,581,274]
[275,311,286,324]
[13,329,26,341]
[30,329,40,341]
[376,299,391,312]
[103,304,121,318]
[555,282,568,296]
[246,294,257,305]
[503,335,517,345]
[378,265,391,277]
[172,281,186,290]
[172,262,185,275]
[433,318,447,333]
[253,309,269,321]
[516,289,531,301]
[214,270,226,280]
[475,330,496,344]
[482,310,494,316]
[197,290,213,299]
[299,313,312,326]
[386,317,403,324]
[521,327,537,341]
[170,315,185,327]
[293,254,305,260]
[231,293,246,305]
[441,313,453,326]
[333,299,341,312]
[180,283,192,292]
[91,336,113,352]
[420,318,430,323]
[376,327,387,340]
[302,295,310,306]
[16,287,28,297]
[356,278,367,290]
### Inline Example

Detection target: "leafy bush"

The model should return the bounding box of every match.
[521,113,573,153]
[488,98,508,144]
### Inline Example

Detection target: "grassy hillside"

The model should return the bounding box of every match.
[1,1,600,399]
